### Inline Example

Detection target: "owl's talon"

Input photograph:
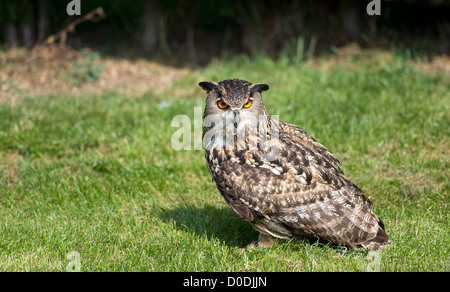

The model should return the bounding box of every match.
[245,233,276,249]
[246,241,259,249]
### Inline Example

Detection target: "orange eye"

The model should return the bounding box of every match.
[217,100,229,109]
[243,99,253,108]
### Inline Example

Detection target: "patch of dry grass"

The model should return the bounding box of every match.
[0,46,191,103]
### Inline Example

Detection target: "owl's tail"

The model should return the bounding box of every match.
[360,221,392,250]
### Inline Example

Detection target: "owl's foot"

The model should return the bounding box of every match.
[247,233,276,248]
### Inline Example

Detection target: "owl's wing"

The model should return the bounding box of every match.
[279,121,343,175]
[207,129,386,248]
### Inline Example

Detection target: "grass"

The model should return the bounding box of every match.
[0,51,449,271]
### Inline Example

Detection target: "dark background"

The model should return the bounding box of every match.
[1,0,449,65]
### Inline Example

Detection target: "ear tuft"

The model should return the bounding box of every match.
[199,81,218,92]
[250,83,269,95]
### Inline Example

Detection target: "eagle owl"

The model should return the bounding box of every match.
[199,79,390,250]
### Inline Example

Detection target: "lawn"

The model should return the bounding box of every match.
[0,50,448,271]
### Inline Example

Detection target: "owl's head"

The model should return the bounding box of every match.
[200,79,272,149]
[199,79,269,118]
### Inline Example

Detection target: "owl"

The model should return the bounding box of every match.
[199,78,390,250]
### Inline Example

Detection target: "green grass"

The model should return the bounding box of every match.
[0,53,449,271]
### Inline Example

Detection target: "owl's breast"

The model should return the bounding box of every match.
[205,145,251,192]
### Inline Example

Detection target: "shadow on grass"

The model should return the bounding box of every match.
[158,204,258,248]
[157,203,365,254]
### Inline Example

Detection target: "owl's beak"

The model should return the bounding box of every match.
[233,109,239,128]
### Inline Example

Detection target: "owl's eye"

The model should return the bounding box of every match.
[217,100,229,109]
[243,99,253,108]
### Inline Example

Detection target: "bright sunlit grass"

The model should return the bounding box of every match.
[0,52,448,271]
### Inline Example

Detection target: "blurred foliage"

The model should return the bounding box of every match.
[69,52,104,85]
[0,0,448,62]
